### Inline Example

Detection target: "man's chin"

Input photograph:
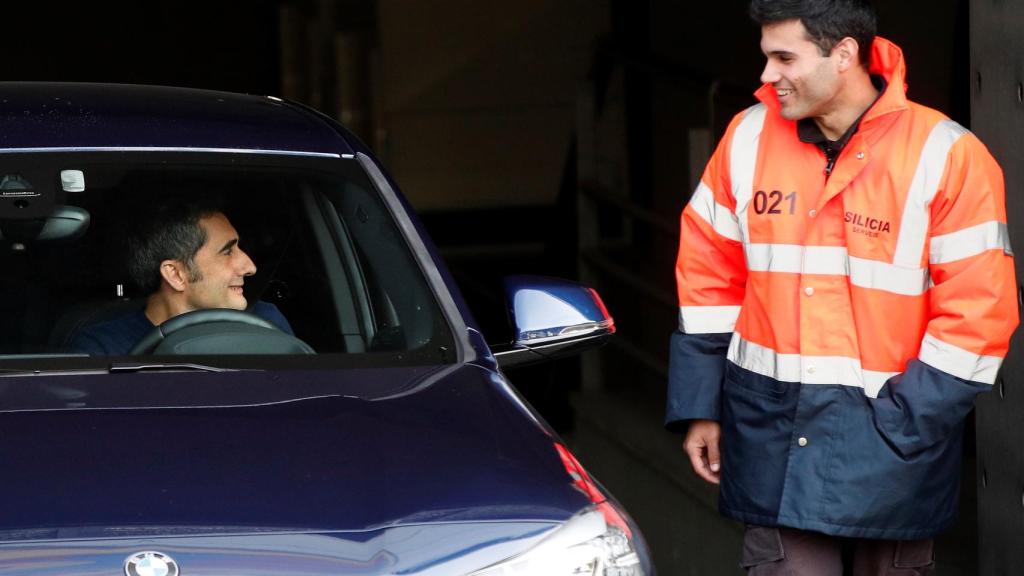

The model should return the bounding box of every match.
[778,106,804,121]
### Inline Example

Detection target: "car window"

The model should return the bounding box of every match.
[0,152,455,371]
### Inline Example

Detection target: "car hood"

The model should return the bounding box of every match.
[0,363,591,572]
[0,525,560,575]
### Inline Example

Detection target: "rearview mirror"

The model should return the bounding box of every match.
[491,275,615,369]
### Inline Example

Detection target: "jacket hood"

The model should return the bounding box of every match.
[754,36,909,124]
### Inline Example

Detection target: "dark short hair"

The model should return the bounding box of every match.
[126,199,220,294]
[749,0,877,67]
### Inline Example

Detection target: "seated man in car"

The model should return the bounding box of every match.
[70,200,292,355]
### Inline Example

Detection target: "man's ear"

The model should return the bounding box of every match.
[833,37,860,72]
[159,260,189,293]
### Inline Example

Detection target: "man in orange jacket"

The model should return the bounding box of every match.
[666,1,1017,574]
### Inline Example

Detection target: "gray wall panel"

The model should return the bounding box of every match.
[970,0,1024,574]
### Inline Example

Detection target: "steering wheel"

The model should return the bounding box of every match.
[130,308,286,355]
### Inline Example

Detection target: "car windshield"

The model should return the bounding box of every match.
[0,151,456,371]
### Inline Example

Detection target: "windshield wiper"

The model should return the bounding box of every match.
[108,363,238,373]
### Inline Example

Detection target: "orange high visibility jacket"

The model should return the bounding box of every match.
[666,37,1018,539]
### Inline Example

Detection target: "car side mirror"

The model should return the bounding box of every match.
[491,275,615,370]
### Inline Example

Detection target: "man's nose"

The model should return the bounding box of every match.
[760,61,780,85]
[238,249,257,276]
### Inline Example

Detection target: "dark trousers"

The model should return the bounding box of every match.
[742,525,935,576]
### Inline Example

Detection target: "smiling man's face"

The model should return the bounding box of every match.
[181,212,256,312]
[759,19,842,122]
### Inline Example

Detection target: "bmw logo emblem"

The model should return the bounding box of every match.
[124,551,180,576]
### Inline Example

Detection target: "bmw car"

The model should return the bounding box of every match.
[0,83,652,575]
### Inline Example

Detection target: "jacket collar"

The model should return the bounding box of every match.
[754,36,909,126]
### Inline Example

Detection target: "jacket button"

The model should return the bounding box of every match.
[804,287,815,296]
[857,152,866,160]
[808,209,818,218]
[807,366,816,374]
[798,437,809,447]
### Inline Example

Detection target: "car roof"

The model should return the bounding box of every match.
[0,82,357,156]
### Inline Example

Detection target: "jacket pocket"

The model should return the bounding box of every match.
[720,366,800,519]
[740,525,784,568]
[870,359,986,458]
[725,362,790,400]
[892,539,934,569]
[820,387,963,532]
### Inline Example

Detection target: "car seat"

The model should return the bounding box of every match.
[47,297,145,352]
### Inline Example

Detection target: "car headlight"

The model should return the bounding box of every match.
[470,506,646,576]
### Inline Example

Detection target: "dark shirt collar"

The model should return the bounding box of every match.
[797,76,887,153]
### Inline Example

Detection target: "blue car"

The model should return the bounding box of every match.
[0,82,653,575]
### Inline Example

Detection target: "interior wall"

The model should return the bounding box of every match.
[376,0,609,212]
[970,0,1024,573]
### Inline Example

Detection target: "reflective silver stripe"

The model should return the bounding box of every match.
[802,246,850,275]
[745,243,809,273]
[745,243,929,295]
[0,146,342,158]
[688,182,742,242]
[892,120,969,267]
[730,104,767,242]
[746,244,849,275]
[679,305,741,333]
[728,334,898,397]
[848,256,930,296]
[918,333,1002,384]
[930,220,1013,264]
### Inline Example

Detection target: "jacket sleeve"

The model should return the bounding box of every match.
[665,112,749,432]
[872,129,1018,456]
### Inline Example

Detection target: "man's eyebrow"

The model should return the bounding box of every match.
[218,238,239,253]
[765,49,796,58]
